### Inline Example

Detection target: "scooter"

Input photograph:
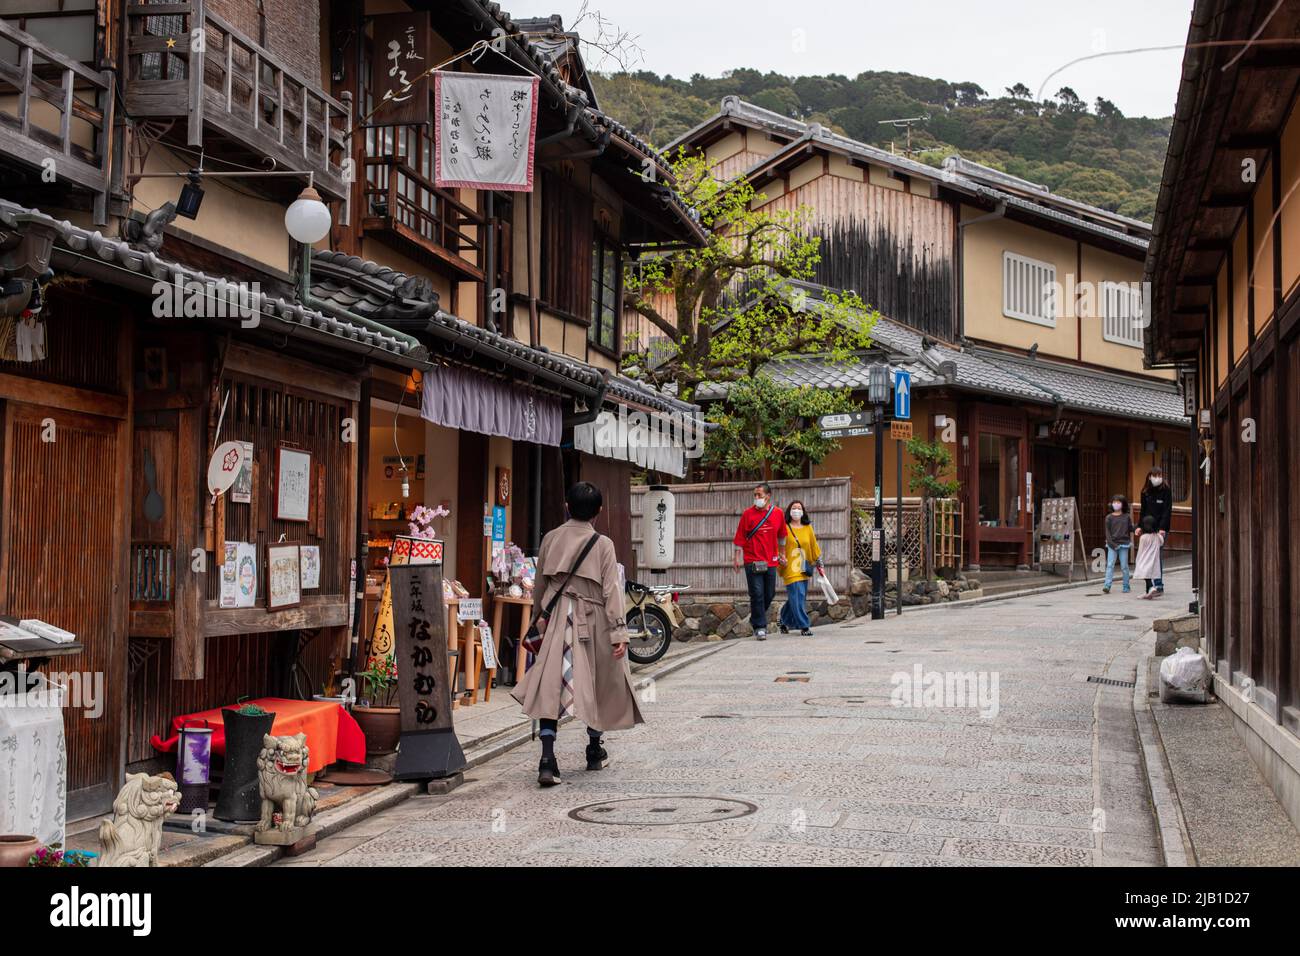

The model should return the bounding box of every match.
[624,580,690,665]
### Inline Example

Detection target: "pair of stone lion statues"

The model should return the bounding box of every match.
[99,733,318,866]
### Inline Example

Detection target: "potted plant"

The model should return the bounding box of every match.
[352,655,400,755]
[214,699,276,822]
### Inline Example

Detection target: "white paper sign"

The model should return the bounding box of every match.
[435,72,539,191]
[478,624,497,670]
[457,598,482,622]
[221,542,258,608]
[300,545,321,590]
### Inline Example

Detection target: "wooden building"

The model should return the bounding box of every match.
[1144,0,1300,828]
[666,99,1193,567]
[0,0,700,819]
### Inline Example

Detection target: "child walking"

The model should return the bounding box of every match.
[1133,514,1165,599]
[1102,494,1133,594]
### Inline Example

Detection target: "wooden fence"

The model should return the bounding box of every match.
[630,477,852,599]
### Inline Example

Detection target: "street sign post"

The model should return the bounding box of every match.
[894,369,911,420]
[818,410,874,440]
[890,420,913,441]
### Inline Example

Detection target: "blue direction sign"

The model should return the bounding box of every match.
[894,369,911,420]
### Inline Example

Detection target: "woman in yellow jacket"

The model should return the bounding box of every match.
[778,500,821,636]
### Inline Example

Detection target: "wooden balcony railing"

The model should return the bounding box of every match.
[362,155,484,281]
[0,18,115,223]
[124,0,350,202]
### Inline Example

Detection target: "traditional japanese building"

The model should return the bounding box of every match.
[665,98,1193,568]
[1144,0,1300,828]
[0,0,700,821]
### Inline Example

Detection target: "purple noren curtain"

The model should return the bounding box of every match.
[420,363,561,446]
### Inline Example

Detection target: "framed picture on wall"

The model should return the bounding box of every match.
[266,544,302,611]
[275,446,312,522]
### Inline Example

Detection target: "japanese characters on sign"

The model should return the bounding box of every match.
[370,12,430,127]
[435,72,540,191]
[389,563,454,735]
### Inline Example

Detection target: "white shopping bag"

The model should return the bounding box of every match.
[815,567,839,606]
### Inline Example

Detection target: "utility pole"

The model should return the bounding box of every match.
[877,115,930,156]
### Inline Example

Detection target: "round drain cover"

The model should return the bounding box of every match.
[1083,612,1138,621]
[568,795,757,825]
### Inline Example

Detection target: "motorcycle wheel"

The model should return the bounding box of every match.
[626,605,672,665]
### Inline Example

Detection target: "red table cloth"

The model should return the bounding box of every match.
[150,697,366,772]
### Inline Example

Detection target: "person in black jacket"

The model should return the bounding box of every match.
[1138,466,1173,595]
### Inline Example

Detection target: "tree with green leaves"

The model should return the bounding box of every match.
[703,376,858,480]
[622,151,878,402]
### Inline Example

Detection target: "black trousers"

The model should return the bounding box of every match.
[745,566,777,629]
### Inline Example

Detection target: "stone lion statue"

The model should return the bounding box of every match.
[98,772,180,867]
[255,733,319,833]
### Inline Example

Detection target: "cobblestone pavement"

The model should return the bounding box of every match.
[277,572,1188,867]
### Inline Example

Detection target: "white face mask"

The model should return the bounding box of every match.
[790,509,803,521]
[1150,477,1162,487]
[754,497,766,509]
[1112,502,1123,512]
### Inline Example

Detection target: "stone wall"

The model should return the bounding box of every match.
[1153,612,1201,656]
[671,568,981,641]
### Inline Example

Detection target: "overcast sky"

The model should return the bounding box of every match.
[548,0,1195,119]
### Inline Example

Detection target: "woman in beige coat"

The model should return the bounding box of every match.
[511,482,643,786]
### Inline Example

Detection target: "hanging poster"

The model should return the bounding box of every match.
[231,441,254,504]
[275,446,312,522]
[266,544,302,610]
[434,72,539,191]
[220,542,257,608]
[300,545,321,590]
[370,11,430,127]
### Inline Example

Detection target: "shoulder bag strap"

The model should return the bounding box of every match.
[530,533,601,629]
[745,504,776,541]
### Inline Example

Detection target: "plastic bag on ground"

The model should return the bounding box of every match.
[1158,646,1212,704]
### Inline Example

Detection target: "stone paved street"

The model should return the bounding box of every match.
[276,573,1188,867]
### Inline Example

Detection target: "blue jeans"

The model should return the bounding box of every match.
[780,578,811,630]
[1104,545,1131,591]
[745,566,776,629]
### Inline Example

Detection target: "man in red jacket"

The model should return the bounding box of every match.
[733,482,788,640]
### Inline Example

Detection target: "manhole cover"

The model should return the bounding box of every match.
[568,796,758,826]
[864,640,884,644]
[700,714,739,719]
[1087,675,1136,688]
[804,695,871,706]
[1083,613,1138,621]
[775,675,810,683]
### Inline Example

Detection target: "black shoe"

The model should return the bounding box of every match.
[778,624,790,634]
[800,628,813,636]
[585,742,609,771]
[538,757,562,787]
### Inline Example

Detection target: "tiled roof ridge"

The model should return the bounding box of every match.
[0,199,418,359]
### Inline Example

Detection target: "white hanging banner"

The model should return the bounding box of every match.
[434,71,540,191]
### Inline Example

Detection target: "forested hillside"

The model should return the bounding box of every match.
[592,70,1171,221]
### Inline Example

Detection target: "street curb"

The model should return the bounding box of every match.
[1131,630,1196,867]
[216,640,733,867]
[879,564,1194,615]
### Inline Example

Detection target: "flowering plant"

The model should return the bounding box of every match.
[28,843,90,867]
[408,503,450,540]
[360,654,398,706]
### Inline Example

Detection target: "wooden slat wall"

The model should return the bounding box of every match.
[125,628,338,765]
[206,373,351,602]
[6,405,122,797]
[631,477,852,598]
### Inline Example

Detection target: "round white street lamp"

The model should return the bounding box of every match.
[284,185,332,245]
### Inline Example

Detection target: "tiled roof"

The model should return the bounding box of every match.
[970,347,1188,426]
[695,282,1186,425]
[0,200,425,364]
[312,248,698,416]
[674,97,1149,252]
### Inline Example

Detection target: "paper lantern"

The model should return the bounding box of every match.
[176,722,213,815]
[642,485,675,572]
